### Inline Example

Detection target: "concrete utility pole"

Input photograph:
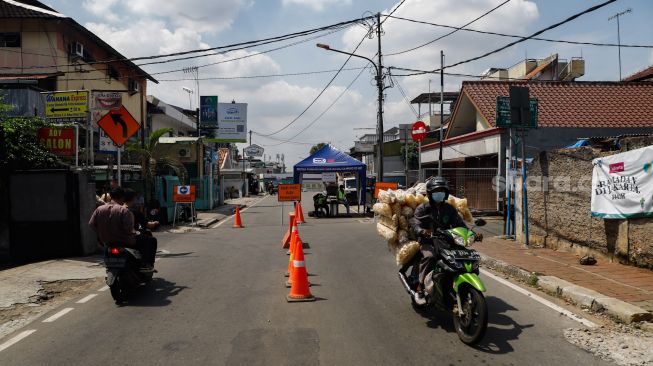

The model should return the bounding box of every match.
[376,12,385,183]
[438,50,444,177]
[608,8,632,81]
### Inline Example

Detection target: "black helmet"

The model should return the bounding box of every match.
[426,176,449,203]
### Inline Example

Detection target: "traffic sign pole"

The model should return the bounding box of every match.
[117,147,122,186]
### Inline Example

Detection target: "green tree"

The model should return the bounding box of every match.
[399,142,419,169]
[126,128,188,198]
[310,142,327,155]
[0,104,61,170]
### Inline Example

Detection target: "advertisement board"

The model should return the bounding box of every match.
[43,90,88,123]
[37,127,76,156]
[591,146,653,219]
[200,95,218,127]
[210,102,247,142]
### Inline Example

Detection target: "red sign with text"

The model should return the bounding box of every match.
[38,127,75,156]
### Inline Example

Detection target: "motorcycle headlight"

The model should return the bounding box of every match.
[454,236,466,247]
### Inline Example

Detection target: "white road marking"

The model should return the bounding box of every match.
[211,195,268,229]
[98,285,109,292]
[76,294,98,304]
[0,330,36,353]
[480,269,598,328]
[42,308,74,323]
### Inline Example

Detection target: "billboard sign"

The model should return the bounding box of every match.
[37,127,75,156]
[200,95,218,127]
[43,90,88,123]
[211,102,247,143]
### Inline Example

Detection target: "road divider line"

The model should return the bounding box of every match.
[0,330,36,353]
[211,195,268,229]
[98,285,109,292]
[42,308,74,323]
[480,269,598,328]
[76,294,98,304]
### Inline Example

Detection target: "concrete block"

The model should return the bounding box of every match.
[560,285,604,308]
[537,275,573,296]
[592,297,653,324]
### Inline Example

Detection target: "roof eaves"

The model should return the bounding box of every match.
[2,0,66,17]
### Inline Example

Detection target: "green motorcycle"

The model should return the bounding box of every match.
[398,219,488,345]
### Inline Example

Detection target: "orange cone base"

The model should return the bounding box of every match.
[286,294,315,302]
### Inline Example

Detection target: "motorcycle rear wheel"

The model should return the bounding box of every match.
[453,286,487,345]
[109,279,126,304]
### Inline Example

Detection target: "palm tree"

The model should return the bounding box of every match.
[126,128,188,200]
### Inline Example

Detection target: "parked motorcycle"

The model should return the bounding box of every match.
[398,219,488,345]
[104,243,154,304]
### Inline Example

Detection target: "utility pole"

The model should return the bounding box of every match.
[438,51,444,177]
[608,8,632,81]
[249,130,252,146]
[376,12,385,183]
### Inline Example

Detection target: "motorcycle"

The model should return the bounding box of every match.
[398,219,488,345]
[104,242,154,304]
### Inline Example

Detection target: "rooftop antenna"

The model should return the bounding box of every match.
[608,8,633,81]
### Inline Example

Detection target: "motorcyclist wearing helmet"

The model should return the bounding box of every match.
[409,176,467,305]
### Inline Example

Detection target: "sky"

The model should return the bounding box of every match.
[44,0,653,168]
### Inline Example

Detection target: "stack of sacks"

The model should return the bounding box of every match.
[373,187,474,266]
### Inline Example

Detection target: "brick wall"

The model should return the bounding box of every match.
[518,137,653,269]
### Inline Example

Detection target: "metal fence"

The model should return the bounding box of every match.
[423,168,499,212]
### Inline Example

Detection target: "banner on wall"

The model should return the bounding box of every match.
[591,145,653,219]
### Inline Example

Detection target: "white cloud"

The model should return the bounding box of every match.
[282,0,351,12]
[121,0,251,34]
[82,0,120,22]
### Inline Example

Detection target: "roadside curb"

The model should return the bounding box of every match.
[480,254,653,325]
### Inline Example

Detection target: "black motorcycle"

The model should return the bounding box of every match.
[104,243,154,304]
[398,219,488,345]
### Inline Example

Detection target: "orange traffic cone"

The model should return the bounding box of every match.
[282,213,296,249]
[295,201,306,224]
[285,225,299,277]
[286,234,315,302]
[233,206,244,228]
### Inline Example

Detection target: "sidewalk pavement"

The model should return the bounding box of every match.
[180,195,266,228]
[477,236,653,324]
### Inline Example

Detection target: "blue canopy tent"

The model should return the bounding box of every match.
[293,144,367,207]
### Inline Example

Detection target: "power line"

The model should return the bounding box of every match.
[0,15,372,72]
[385,15,653,49]
[389,74,418,117]
[255,65,371,146]
[386,0,511,57]
[256,27,371,137]
[391,0,619,76]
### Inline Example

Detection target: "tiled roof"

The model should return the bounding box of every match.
[623,65,653,82]
[0,0,64,18]
[459,80,653,129]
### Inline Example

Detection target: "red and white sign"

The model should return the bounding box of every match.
[411,120,428,143]
[38,127,75,156]
[173,185,196,202]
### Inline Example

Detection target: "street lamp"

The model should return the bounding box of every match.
[316,43,385,182]
[182,87,194,110]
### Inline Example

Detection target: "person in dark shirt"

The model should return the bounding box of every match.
[123,189,158,267]
[409,177,467,305]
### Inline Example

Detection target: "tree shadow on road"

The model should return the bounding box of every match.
[121,278,189,307]
[474,296,534,354]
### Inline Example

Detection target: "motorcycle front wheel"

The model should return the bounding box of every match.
[453,286,487,345]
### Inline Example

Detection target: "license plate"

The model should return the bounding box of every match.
[105,257,126,267]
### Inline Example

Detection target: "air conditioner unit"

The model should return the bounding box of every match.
[178,147,191,158]
[74,42,84,57]
[128,79,139,93]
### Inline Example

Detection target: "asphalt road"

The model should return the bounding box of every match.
[0,194,611,365]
